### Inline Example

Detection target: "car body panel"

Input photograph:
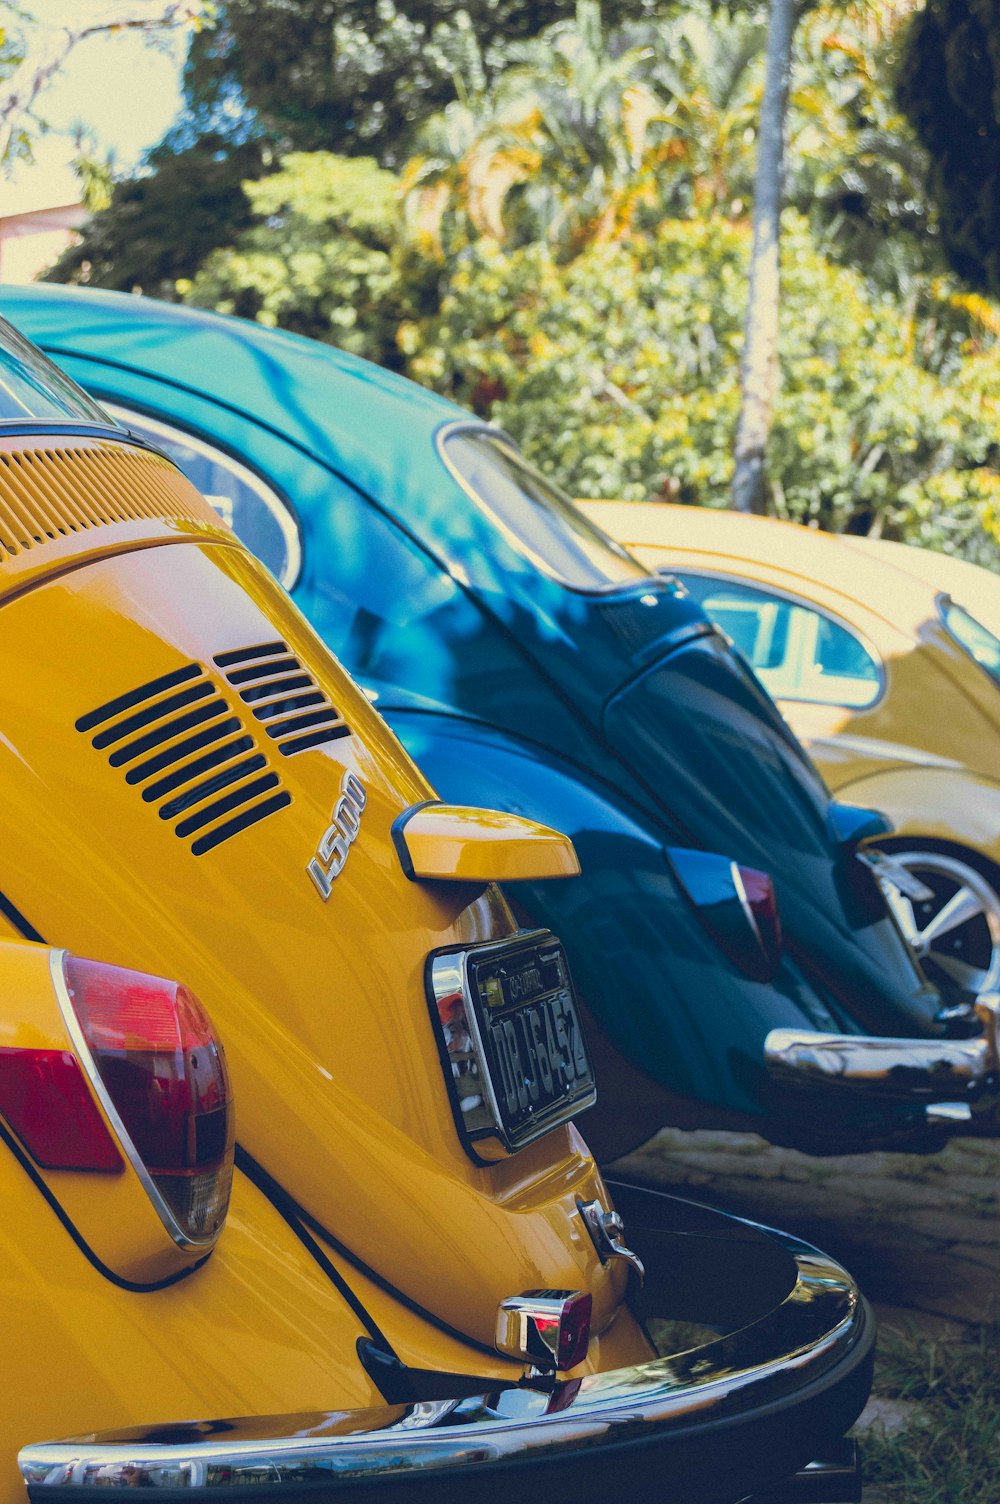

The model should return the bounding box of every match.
[1,1139,378,1451]
[1,532,625,1347]
[2,286,974,1155]
[583,499,1000,805]
[17,1183,875,1504]
[0,325,875,1504]
[834,766,1000,872]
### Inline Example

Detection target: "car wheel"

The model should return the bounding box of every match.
[877,847,1000,999]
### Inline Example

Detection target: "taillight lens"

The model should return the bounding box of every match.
[0,1048,122,1171]
[60,955,235,1246]
[734,865,783,978]
[667,847,783,982]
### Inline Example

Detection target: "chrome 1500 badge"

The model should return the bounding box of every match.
[307,771,367,899]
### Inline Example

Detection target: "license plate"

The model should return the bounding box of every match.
[428,931,596,1162]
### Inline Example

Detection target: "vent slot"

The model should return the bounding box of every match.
[214,641,350,756]
[78,664,291,855]
[0,444,220,560]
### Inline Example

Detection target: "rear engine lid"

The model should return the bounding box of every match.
[0,439,620,1357]
[604,632,943,1034]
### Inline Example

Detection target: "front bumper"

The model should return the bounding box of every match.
[20,1185,873,1504]
[764,994,1000,1130]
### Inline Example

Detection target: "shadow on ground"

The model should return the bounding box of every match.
[612,1128,999,1332]
[611,1129,1000,1500]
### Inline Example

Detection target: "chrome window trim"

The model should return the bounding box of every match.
[672,565,887,711]
[104,403,303,591]
[49,948,217,1253]
[434,419,652,596]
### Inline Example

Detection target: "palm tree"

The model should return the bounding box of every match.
[644,7,766,216]
[404,1,673,255]
[403,1,769,256]
[731,0,796,515]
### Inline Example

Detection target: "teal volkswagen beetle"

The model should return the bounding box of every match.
[6,284,998,1159]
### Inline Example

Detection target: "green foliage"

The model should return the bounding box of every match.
[404,1,689,257]
[862,1323,1000,1503]
[182,0,660,164]
[180,152,433,365]
[404,3,934,282]
[53,0,1000,562]
[898,0,1000,296]
[0,2,34,172]
[406,213,1000,557]
[789,4,939,293]
[46,135,266,296]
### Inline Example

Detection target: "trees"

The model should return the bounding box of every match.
[181,152,424,364]
[403,2,678,256]
[182,0,658,163]
[48,134,266,295]
[405,214,1000,559]
[44,0,1000,560]
[897,0,1000,297]
[0,1,207,173]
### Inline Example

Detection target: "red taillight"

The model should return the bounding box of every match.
[59,955,234,1245]
[496,1289,593,1371]
[668,847,783,982]
[735,865,783,978]
[553,1291,593,1370]
[0,1048,122,1171]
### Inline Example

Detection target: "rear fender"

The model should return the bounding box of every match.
[839,766,1000,871]
[0,1143,384,1488]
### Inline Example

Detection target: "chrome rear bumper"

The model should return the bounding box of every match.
[764,995,1000,1119]
[20,1186,873,1504]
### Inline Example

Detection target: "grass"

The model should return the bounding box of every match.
[859,1322,1000,1503]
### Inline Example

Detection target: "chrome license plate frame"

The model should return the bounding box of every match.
[427,930,596,1163]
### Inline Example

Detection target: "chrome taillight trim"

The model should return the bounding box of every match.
[495,1289,592,1370]
[49,948,225,1252]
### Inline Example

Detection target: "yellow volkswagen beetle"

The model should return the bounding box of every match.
[0,323,874,1502]
[584,501,1000,1005]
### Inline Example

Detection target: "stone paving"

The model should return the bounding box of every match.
[612,1128,999,1334]
[612,1128,998,1498]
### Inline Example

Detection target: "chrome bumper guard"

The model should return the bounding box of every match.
[765,995,1000,1118]
[20,1186,872,1504]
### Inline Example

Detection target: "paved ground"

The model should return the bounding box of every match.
[611,1129,999,1499]
[612,1128,999,1334]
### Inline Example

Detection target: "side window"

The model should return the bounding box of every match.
[106,405,301,589]
[677,574,881,708]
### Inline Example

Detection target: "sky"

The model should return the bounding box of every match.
[5,2,188,214]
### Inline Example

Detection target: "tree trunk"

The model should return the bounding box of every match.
[731,0,796,515]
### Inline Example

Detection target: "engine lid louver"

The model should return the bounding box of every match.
[77,663,291,856]
[213,641,351,757]
[0,442,222,559]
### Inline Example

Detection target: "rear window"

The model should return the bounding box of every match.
[942,599,1000,688]
[440,427,649,591]
[0,316,115,426]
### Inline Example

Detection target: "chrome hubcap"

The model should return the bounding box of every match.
[880,850,1000,997]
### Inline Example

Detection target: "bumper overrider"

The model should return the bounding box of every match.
[20,1185,873,1504]
[765,994,1000,1130]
